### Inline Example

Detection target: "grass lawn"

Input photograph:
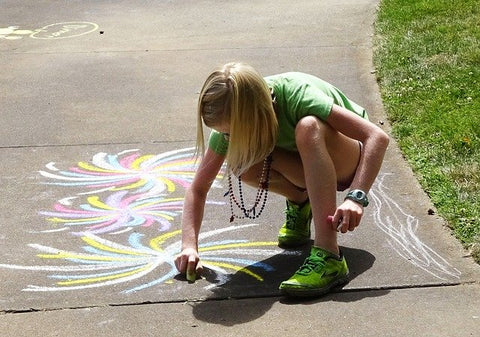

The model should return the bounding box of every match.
[373,0,480,262]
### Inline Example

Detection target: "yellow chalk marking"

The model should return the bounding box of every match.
[131,155,154,170]
[77,161,119,173]
[87,196,116,210]
[47,216,108,223]
[37,252,139,262]
[204,261,264,281]
[158,177,176,192]
[150,230,181,251]
[112,179,147,191]
[57,264,152,286]
[81,236,149,257]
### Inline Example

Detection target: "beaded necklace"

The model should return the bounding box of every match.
[227,154,273,222]
[226,89,276,222]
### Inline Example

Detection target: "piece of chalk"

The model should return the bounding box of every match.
[327,215,343,231]
[186,269,196,283]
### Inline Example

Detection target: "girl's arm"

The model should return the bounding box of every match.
[174,148,225,277]
[326,104,389,230]
[326,104,389,193]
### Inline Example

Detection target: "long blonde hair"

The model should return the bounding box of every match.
[197,62,278,175]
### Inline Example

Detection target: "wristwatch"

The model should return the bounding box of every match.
[345,189,369,207]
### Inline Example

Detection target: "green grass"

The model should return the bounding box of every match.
[373,0,480,262]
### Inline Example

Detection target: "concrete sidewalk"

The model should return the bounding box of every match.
[1,0,478,336]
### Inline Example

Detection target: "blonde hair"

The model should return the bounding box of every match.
[197,62,278,175]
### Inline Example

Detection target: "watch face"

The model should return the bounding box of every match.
[346,189,368,207]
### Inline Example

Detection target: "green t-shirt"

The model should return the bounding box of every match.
[208,72,368,155]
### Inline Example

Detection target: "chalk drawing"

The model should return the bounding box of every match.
[370,173,462,280]
[39,191,221,235]
[0,148,462,296]
[0,26,34,40]
[0,224,297,293]
[31,22,98,39]
[0,22,98,40]
[40,191,183,235]
[0,147,291,294]
[39,148,222,201]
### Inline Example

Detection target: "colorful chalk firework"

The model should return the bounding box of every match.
[39,148,224,197]
[39,191,222,235]
[0,224,298,293]
[0,147,302,295]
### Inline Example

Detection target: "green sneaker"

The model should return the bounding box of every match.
[278,200,312,248]
[279,246,349,297]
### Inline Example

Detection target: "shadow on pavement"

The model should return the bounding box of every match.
[191,245,385,325]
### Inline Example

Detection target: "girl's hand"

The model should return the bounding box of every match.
[174,248,203,282]
[331,199,364,233]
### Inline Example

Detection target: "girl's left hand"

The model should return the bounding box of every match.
[331,199,364,233]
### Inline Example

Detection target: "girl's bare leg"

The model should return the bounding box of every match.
[242,117,360,255]
[241,149,307,205]
[295,116,340,255]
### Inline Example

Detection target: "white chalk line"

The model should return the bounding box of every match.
[370,173,461,280]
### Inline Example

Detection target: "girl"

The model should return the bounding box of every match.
[175,62,389,297]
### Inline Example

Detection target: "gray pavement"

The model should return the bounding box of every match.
[1,0,479,336]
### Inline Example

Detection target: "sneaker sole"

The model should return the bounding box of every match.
[279,274,349,298]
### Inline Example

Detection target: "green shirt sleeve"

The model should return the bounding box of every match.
[266,72,368,152]
[207,130,229,156]
[288,83,335,121]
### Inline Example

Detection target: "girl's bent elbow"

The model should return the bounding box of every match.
[379,130,390,148]
[373,128,389,149]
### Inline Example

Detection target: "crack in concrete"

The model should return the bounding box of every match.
[1,281,475,316]
[0,139,194,150]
